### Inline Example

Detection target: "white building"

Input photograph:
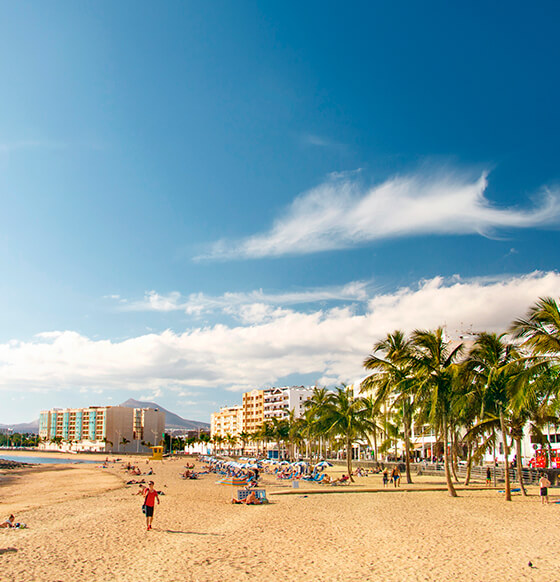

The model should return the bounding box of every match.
[263,385,314,421]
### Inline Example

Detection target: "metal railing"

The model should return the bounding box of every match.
[415,462,540,484]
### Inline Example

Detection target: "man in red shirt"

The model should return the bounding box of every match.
[143,481,160,530]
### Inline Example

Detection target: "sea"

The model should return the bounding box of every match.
[0,453,98,465]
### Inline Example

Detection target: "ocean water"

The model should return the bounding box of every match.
[0,454,98,465]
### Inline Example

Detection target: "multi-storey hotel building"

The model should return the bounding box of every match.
[210,386,315,441]
[263,386,313,421]
[38,406,165,453]
[210,405,243,439]
[242,389,265,433]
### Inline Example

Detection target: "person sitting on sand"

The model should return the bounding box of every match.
[332,474,350,485]
[0,515,15,528]
[232,490,262,505]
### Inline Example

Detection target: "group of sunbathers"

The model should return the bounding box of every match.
[124,462,153,476]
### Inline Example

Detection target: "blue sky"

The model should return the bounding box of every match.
[1,1,560,424]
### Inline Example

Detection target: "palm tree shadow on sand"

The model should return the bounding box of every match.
[160,529,224,536]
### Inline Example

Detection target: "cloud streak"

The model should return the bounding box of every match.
[197,172,560,260]
[2,271,560,395]
[123,281,371,320]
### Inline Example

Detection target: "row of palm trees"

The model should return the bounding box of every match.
[360,297,560,499]
[209,297,560,499]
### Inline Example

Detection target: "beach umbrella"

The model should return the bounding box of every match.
[217,476,248,486]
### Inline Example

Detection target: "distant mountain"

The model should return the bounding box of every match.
[0,420,39,434]
[119,398,210,431]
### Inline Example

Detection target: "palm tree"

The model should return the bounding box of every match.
[270,417,289,460]
[238,431,250,456]
[510,297,560,360]
[320,386,372,481]
[225,433,238,455]
[304,387,333,459]
[360,395,384,462]
[362,330,417,483]
[255,422,274,458]
[286,410,306,460]
[410,328,463,497]
[462,332,523,501]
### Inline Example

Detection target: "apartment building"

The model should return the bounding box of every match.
[263,385,314,421]
[210,405,243,438]
[242,389,265,433]
[38,406,165,453]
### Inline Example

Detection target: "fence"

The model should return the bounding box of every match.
[416,462,541,485]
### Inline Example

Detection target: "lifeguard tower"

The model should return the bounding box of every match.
[149,446,164,460]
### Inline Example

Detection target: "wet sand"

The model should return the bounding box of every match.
[1,452,558,581]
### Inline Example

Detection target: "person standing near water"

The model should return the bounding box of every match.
[143,481,160,530]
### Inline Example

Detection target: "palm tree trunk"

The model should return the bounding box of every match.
[347,438,354,482]
[403,415,413,484]
[492,435,497,487]
[499,411,511,502]
[442,414,458,497]
[373,427,378,462]
[450,431,459,483]
[515,437,527,496]
[463,440,473,486]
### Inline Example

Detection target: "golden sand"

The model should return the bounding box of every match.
[1,452,558,581]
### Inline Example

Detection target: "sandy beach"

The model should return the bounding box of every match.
[1,452,559,581]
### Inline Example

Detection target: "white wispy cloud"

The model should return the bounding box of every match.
[197,171,560,260]
[123,281,371,321]
[1,271,559,395]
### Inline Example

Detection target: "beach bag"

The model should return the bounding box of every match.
[142,504,147,515]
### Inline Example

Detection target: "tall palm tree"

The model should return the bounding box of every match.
[269,417,289,460]
[304,387,333,459]
[238,431,250,457]
[463,332,522,501]
[510,297,560,359]
[255,422,274,458]
[410,328,463,497]
[362,330,417,483]
[320,386,372,481]
[225,433,237,455]
[360,394,384,462]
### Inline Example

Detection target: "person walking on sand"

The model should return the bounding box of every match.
[382,468,389,488]
[539,473,551,505]
[143,481,160,530]
[486,466,492,486]
[391,466,401,487]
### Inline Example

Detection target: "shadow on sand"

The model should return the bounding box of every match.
[162,530,224,536]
